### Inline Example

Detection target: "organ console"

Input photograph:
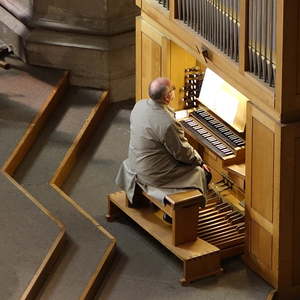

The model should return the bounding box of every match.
[174,66,247,257]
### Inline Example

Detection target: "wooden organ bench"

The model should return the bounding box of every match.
[107,189,222,285]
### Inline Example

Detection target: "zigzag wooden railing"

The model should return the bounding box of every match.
[1,72,69,300]
[50,90,116,299]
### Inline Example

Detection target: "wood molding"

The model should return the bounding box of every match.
[49,90,117,298]
[50,90,109,187]
[0,71,68,299]
[136,17,142,100]
[51,188,117,300]
[3,168,66,300]
[80,242,116,299]
[20,230,66,300]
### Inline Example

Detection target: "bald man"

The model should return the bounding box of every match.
[116,77,211,209]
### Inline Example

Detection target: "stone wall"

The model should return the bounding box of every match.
[0,0,139,101]
[0,0,33,23]
[32,0,138,34]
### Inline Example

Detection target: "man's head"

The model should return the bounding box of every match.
[148,77,175,105]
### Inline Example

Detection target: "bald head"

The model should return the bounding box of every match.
[148,77,171,103]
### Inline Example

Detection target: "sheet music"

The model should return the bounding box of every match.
[198,68,248,133]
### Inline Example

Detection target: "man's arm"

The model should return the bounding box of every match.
[164,120,204,166]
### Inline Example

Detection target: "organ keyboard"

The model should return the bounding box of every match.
[180,107,245,161]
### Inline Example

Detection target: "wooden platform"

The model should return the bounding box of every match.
[107,191,222,285]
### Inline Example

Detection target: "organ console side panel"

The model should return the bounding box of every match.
[275,120,300,299]
[169,42,197,110]
[245,104,300,299]
[136,17,165,100]
[136,17,200,110]
[244,103,300,299]
[244,103,279,287]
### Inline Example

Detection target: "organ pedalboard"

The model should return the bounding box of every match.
[198,188,245,258]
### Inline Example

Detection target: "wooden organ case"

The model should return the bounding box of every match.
[136,0,300,299]
[177,67,248,257]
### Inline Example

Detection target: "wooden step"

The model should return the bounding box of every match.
[0,62,69,298]
[0,172,65,299]
[107,191,222,285]
[10,87,114,298]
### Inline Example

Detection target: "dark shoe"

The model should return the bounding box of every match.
[163,213,172,224]
[205,169,212,185]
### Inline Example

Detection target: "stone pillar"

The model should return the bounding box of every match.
[0,0,139,101]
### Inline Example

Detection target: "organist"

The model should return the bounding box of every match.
[115,77,211,219]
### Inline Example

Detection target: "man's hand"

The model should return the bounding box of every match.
[202,163,212,185]
[202,163,210,173]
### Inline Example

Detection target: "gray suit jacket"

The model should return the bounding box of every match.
[116,99,207,203]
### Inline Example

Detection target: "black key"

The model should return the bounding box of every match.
[223,131,232,136]
[219,127,227,132]
[199,112,209,117]
[229,136,239,141]
[235,139,243,143]
[214,124,223,128]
